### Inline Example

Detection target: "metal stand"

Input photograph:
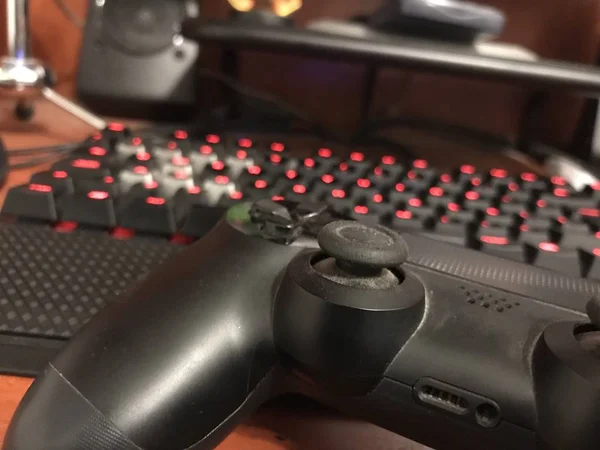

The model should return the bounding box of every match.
[0,0,106,130]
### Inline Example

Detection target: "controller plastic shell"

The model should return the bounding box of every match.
[5,203,600,450]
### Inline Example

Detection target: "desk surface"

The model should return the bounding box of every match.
[0,95,540,449]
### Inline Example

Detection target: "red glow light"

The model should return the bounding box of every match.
[448,203,461,212]
[271,142,285,152]
[144,181,158,189]
[357,179,371,188]
[593,249,600,257]
[304,158,316,168]
[481,236,509,245]
[460,164,476,175]
[354,205,369,215]
[551,176,567,186]
[374,167,383,176]
[521,172,537,182]
[230,191,243,200]
[215,176,230,185]
[408,198,422,207]
[440,174,452,183]
[53,171,68,179]
[350,152,364,162]
[372,194,383,203]
[579,208,600,217]
[395,183,406,192]
[318,148,332,158]
[413,159,428,169]
[339,162,349,172]
[112,228,135,240]
[174,130,188,140]
[490,168,507,178]
[200,145,213,155]
[407,171,417,180]
[272,196,285,201]
[471,178,482,186]
[248,165,262,175]
[188,186,201,194]
[382,156,396,165]
[332,189,346,199]
[211,160,225,171]
[206,134,220,144]
[286,170,298,179]
[88,191,109,200]
[255,180,268,189]
[133,166,148,174]
[54,222,78,233]
[132,137,142,146]
[238,138,253,148]
[465,191,479,201]
[396,210,413,220]
[236,150,247,160]
[146,197,166,206]
[429,187,444,197]
[537,199,547,208]
[270,154,282,164]
[104,176,114,184]
[29,184,52,193]
[136,152,151,161]
[293,185,307,194]
[508,183,519,192]
[89,146,107,156]
[167,141,177,150]
[553,188,569,197]
[173,156,190,166]
[321,174,334,184]
[108,122,124,132]
[486,207,500,217]
[174,171,188,180]
[72,159,100,169]
[539,242,560,253]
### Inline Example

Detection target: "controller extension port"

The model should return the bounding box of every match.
[417,384,469,415]
[414,378,501,428]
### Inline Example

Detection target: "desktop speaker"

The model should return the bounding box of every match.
[76,0,200,120]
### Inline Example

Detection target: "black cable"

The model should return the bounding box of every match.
[54,0,85,29]
[197,68,329,138]
[8,143,80,157]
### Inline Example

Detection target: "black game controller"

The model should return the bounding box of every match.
[5,200,600,450]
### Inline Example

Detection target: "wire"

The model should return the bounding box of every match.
[197,68,329,138]
[54,0,85,29]
[8,143,80,157]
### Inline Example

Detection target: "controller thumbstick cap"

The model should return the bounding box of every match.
[318,221,408,270]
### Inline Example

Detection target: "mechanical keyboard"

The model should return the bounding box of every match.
[2,124,600,375]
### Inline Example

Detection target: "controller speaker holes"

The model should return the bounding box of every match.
[417,384,469,415]
[476,403,501,428]
[461,287,520,312]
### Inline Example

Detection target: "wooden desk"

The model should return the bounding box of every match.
[0,95,541,449]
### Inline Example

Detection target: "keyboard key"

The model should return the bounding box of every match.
[579,248,600,280]
[30,171,75,197]
[391,209,434,232]
[52,158,111,179]
[525,242,581,276]
[115,136,146,161]
[461,191,491,213]
[2,184,58,221]
[119,195,185,235]
[60,191,117,228]
[519,172,548,192]
[118,165,155,193]
[75,175,120,197]
[180,204,227,238]
[478,241,526,263]
[350,205,382,226]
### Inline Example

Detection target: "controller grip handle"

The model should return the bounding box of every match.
[4,221,300,450]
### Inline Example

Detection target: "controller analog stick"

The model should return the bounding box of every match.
[317,221,409,275]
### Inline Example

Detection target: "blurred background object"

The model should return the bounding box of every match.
[0,0,598,157]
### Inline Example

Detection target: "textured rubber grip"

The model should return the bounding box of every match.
[404,233,600,312]
[4,364,140,450]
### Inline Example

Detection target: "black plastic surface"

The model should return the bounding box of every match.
[7,201,600,450]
